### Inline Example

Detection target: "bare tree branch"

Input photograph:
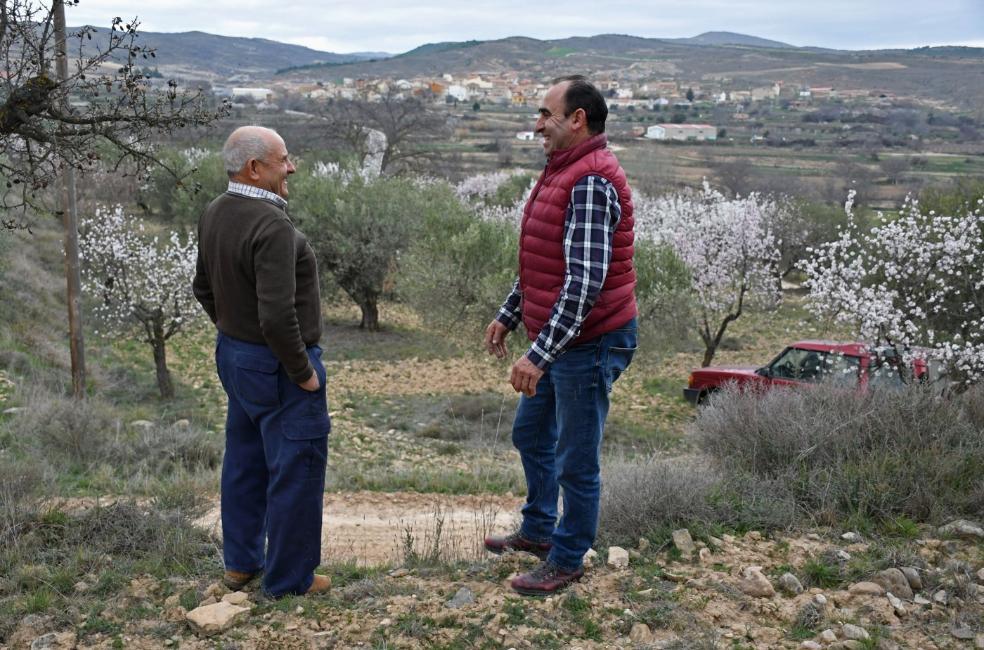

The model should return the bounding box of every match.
[317,88,451,174]
[0,1,227,224]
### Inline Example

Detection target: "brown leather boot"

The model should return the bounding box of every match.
[484,531,552,560]
[222,569,259,590]
[510,561,584,596]
[304,574,332,595]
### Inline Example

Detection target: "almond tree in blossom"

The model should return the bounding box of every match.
[636,183,782,366]
[80,206,201,398]
[802,193,984,386]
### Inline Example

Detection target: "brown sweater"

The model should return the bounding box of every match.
[193,193,322,383]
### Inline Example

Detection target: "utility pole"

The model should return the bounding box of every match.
[53,0,86,398]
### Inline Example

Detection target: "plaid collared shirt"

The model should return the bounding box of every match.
[226,181,288,209]
[496,174,622,369]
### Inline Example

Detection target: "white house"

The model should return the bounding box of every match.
[446,85,468,102]
[232,87,273,102]
[645,124,717,141]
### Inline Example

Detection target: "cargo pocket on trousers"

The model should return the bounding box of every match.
[282,412,331,441]
[234,353,280,406]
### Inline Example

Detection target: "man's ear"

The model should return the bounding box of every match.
[570,107,588,132]
[246,159,261,181]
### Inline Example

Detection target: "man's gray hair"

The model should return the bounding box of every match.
[222,126,281,175]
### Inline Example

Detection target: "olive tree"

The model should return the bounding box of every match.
[401,192,519,336]
[292,167,465,331]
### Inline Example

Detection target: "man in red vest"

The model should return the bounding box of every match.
[483,76,638,595]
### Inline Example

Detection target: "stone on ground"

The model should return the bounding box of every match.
[848,581,884,596]
[607,546,629,568]
[778,572,804,595]
[583,548,598,567]
[841,623,870,640]
[29,632,77,650]
[738,566,775,598]
[186,601,250,636]
[221,591,250,606]
[938,519,984,539]
[671,528,696,555]
[629,622,653,644]
[446,586,475,609]
[872,568,913,600]
[901,566,922,591]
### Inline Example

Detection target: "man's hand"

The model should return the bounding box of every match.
[484,320,510,359]
[299,371,320,392]
[510,356,544,397]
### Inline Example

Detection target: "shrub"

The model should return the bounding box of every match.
[0,499,217,639]
[633,240,695,351]
[139,148,228,225]
[400,206,518,338]
[10,384,119,467]
[695,383,984,525]
[598,455,798,543]
[5,384,220,478]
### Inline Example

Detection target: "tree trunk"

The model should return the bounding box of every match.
[358,296,379,332]
[151,321,174,399]
[700,342,717,368]
[54,0,86,399]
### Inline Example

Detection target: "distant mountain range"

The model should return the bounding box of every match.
[74,26,984,109]
[669,31,794,49]
[276,33,983,110]
[70,26,387,78]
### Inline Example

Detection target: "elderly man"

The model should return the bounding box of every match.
[193,126,331,597]
[483,76,638,596]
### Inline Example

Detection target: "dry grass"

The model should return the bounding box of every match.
[696,383,984,526]
[598,454,799,544]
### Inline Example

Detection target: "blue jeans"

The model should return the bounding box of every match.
[513,318,637,571]
[214,333,330,597]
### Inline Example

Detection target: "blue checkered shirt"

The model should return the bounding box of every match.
[227,181,288,209]
[496,174,622,369]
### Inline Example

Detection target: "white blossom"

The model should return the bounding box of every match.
[79,205,201,343]
[635,182,782,364]
[802,196,984,384]
[180,147,211,166]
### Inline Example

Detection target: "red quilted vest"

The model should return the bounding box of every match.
[519,133,637,343]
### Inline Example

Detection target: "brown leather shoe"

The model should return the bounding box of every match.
[484,531,552,560]
[510,561,584,596]
[223,569,259,590]
[304,574,332,595]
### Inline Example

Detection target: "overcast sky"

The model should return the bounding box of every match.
[66,0,984,54]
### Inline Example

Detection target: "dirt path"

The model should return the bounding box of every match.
[197,491,525,566]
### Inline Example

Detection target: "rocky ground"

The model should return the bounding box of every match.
[5,503,983,649]
[4,304,981,648]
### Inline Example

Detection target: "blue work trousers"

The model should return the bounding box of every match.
[214,333,330,597]
[513,318,637,571]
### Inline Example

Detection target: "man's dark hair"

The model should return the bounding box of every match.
[553,74,608,134]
